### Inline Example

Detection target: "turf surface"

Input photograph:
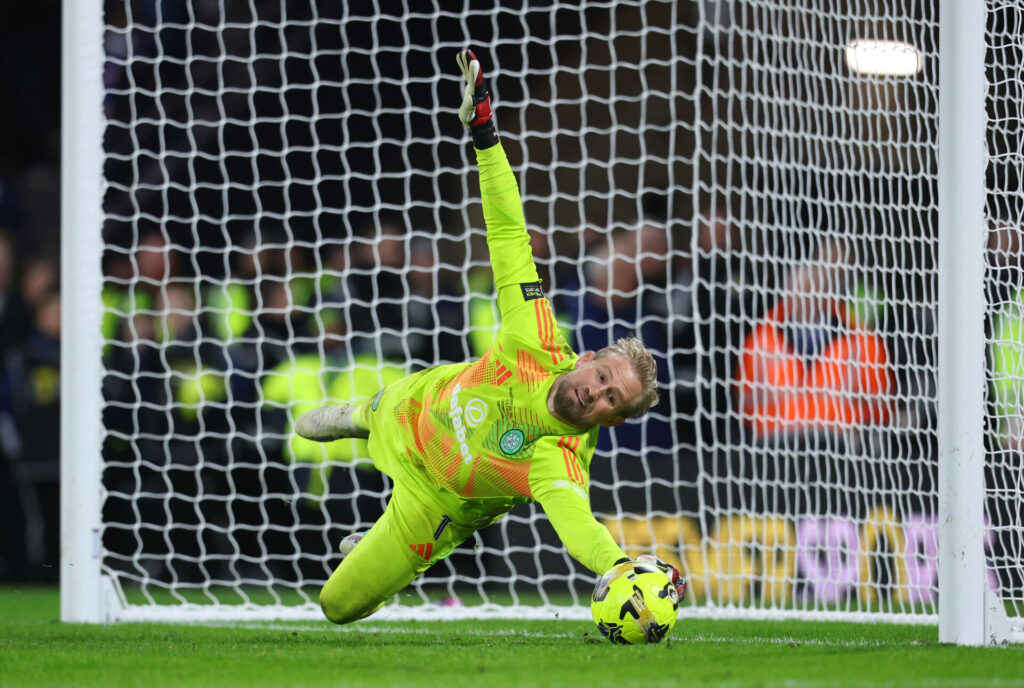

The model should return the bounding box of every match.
[3,587,1024,687]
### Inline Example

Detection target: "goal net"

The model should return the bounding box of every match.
[982,0,1024,637]
[60,0,1022,636]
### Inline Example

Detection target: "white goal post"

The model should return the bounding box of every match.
[61,0,107,623]
[61,0,1024,644]
[936,0,1015,646]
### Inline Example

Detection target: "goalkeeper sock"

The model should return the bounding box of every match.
[339,532,367,559]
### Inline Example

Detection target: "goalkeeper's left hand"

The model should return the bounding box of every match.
[456,49,493,129]
[636,554,687,602]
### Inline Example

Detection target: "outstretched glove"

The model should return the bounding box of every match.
[636,554,688,602]
[456,49,499,148]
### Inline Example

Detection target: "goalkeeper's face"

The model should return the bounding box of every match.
[549,352,642,429]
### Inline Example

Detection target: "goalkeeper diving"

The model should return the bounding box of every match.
[296,49,685,624]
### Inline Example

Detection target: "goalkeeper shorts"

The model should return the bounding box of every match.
[319,452,514,622]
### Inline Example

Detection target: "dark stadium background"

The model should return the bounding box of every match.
[3,0,1020,602]
[0,0,938,589]
[0,1,63,583]
[92,0,711,592]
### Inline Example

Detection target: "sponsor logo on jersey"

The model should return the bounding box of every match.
[464,398,487,427]
[499,428,526,455]
[550,478,588,500]
[448,383,476,464]
[520,281,544,301]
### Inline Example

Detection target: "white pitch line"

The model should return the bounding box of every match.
[226,622,578,638]
[216,622,963,649]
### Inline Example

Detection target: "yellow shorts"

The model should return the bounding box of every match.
[318,401,514,623]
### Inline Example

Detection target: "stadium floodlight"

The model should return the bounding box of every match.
[845,39,923,76]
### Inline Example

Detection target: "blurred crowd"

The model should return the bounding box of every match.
[87,203,926,585]
[0,225,62,582]
[0,1,61,583]
[3,0,1024,589]
[3,184,1024,587]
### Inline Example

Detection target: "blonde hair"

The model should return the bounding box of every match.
[594,336,659,417]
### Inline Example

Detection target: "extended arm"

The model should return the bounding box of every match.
[535,484,629,576]
[457,50,540,293]
[528,433,627,574]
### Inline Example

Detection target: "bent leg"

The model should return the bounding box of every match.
[319,497,424,624]
[319,468,513,625]
[319,480,475,624]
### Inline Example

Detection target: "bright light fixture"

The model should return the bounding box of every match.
[845,39,923,76]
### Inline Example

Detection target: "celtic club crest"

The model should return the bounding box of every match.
[499,429,525,455]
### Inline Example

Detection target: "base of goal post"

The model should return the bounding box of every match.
[986,584,1024,645]
[101,573,125,623]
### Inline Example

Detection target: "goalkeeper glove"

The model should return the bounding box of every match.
[636,554,688,602]
[456,48,499,149]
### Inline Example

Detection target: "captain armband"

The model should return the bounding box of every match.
[520,282,544,302]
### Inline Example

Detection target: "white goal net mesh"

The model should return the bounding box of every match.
[90,0,1021,622]
[984,0,1024,621]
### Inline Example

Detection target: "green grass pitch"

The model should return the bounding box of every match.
[3,587,1024,687]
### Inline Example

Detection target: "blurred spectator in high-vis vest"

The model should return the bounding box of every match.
[262,350,407,502]
[991,287,1024,453]
[734,239,894,444]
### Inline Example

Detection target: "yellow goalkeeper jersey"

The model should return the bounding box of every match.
[362,142,627,575]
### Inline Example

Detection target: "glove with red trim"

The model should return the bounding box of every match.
[456,49,499,148]
[636,554,687,602]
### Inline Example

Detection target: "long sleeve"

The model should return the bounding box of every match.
[475,142,576,375]
[536,488,628,575]
[528,432,627,575]
[476,143,539,292]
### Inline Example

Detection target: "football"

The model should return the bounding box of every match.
[591,560,680,644]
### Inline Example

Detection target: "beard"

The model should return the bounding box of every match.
[550,374,585,427]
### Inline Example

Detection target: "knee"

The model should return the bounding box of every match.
[319,586,383,625]
[319,587,358,625]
